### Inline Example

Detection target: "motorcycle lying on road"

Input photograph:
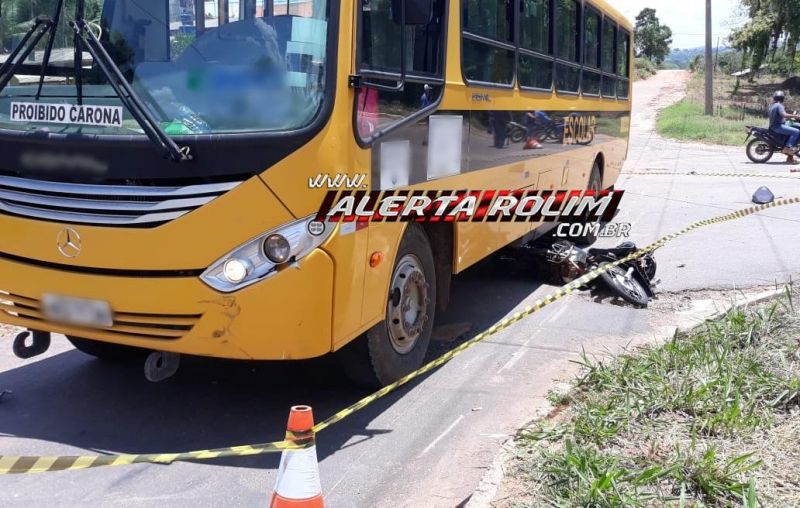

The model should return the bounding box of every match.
[529,240,658,307]
[745,117,800,163]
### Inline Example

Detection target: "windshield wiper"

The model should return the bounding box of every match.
[35,0,65,100]
[70,18,191,162]
[0,16,56,94]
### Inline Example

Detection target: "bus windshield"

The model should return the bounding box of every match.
[0,0,330,136]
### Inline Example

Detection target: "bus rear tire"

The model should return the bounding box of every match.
[573,162,603,246]
[337,224,437,388]
[67,336,147,362]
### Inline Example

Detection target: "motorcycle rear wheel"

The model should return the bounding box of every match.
[599,263,650,307]
[746,138,774,163]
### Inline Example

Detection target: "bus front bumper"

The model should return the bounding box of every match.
[0,249,334,360]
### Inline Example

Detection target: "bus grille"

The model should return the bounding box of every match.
[0,291,200,341]
[0,176,241,227]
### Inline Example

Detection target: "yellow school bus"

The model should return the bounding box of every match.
[0,0,631,386]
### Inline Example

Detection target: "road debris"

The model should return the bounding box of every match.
[753,186,775,204]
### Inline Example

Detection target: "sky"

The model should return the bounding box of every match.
[613,0,745,49]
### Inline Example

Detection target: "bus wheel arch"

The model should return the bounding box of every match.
[593,152,606,189]
[422,222,453,313]
[574,158,604,246]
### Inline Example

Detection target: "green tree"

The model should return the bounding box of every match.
[1,0,102,53]
[634,8,673,64]
[730,0,800,77]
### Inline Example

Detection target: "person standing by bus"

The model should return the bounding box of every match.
[421,84,433,108]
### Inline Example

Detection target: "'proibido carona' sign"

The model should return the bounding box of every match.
[10,102,124,127]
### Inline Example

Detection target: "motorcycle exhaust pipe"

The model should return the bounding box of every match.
[12,330,51,359]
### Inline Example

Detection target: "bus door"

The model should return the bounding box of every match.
[351,0,449,324]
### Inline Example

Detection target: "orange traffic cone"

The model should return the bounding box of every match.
[271,406,324,508]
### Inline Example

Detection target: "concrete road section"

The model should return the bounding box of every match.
[0,71,798,507]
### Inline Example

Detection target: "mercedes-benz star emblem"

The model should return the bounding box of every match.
[56,228,82,258]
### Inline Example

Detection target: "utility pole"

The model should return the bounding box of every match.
[705,0,713,115]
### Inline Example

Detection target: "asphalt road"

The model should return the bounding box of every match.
[1,71,799,507]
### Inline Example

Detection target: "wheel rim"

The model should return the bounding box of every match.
[608,265,645,300]
[387,254,430,354]
[749,142,772,161]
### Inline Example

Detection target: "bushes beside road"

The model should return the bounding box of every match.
[504,291,800,507]
[635,58,658,80]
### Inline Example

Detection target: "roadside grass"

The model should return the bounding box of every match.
[656,72,777,146]
[657,100,762,146]
[506,288,800,507]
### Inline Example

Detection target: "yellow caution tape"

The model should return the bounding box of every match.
[2,196,799,473]
[0,440,311,475]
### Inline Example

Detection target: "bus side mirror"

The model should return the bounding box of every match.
[391,0,433,26]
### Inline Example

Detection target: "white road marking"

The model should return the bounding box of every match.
[419,415,465,456]
[494,275,578,376]
[497,328,545,374]
[466,305,558,376]
[544,303,569,324]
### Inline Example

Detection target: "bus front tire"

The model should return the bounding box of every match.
[338,224,437,388]
[66,336,147,362]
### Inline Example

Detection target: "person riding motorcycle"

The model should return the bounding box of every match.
[768,91,800,162]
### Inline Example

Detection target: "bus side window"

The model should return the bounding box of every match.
[616,29,631,98]
[582,6,602,96]
[554,0,581,94]
[461,0,515,86]
[518,0,553,91]
[601,17,617,97]
[356,0,446,141]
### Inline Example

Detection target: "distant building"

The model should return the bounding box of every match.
[168,0,318,33]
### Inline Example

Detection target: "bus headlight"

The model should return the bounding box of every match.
[200,216,334,293]
[222,258,252,284]
[264,234,292,264]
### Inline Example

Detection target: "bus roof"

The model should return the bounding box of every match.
[589,0,634,31]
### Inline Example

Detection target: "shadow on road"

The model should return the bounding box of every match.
[0,254,548,470]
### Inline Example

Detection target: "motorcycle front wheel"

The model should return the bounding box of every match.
[510,129,526,144]
[746,138,774,163]
[598,263,650,307]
